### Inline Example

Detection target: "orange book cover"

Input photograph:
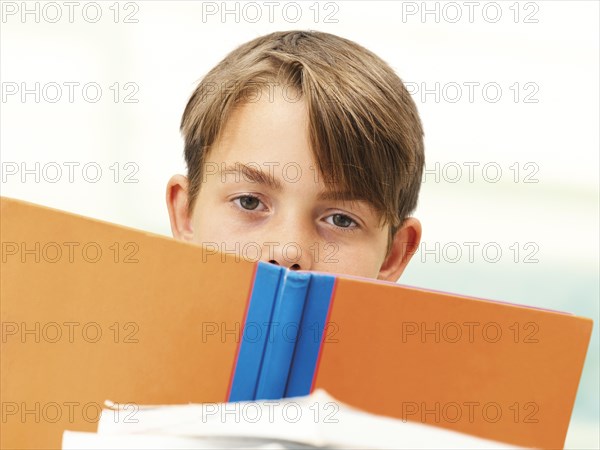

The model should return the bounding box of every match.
[311,276,593,449]
[1,197,593,449]
[0,197,256,449]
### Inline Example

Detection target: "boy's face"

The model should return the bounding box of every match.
[167,87,421,281]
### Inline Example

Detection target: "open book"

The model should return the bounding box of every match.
[1,197,593,449]
[62,389,522,449]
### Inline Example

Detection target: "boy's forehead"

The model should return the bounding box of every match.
[219,87,309,142]
[203,89,317,186]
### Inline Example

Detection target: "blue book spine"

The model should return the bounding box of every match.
[285,272,336,397]
[228,261,284,402]
[254,270,311,400]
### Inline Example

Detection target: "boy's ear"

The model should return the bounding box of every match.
[166,175,195,242]
[377,218,422,282]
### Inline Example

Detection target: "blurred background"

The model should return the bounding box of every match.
[1,1,598,447]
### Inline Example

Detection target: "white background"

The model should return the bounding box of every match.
[1,1,598,447]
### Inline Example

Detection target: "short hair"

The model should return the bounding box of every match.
[180,30,424,255]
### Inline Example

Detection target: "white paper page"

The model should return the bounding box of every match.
[62,431,303,450]
[68,390,524,450]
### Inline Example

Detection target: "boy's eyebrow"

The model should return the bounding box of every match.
[219,162,364,203]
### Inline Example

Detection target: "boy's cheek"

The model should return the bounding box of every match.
[189,210,228,248]
[189,187,229,243]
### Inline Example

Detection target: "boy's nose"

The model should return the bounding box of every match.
[261,239,312,271]
[268,260,300,271]
[259,215,315,271]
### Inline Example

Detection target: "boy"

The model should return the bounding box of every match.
[166,30,424,281]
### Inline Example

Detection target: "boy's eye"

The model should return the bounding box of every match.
[239,195,260,210]
[233,194,265,211]
[326,213,358,230]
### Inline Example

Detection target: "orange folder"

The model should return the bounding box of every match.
[1,197,593,449]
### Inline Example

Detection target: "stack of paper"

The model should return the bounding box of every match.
[62,389,522,449]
